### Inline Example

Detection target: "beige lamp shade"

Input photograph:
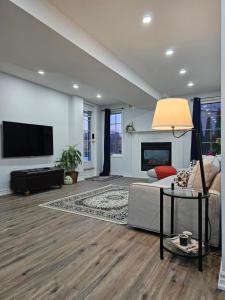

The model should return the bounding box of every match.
[152,98,193,130]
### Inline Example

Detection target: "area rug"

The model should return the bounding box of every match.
[39,185,128,224]
[85,175,123,182]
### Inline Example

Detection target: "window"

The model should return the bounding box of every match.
[83,111,92,162]
[110,111,122,155]
[201,102,221,155]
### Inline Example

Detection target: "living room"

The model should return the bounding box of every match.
[0,0,224,299]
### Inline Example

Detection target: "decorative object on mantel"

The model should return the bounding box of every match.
[39,185,128,224]
[125,122,135,134]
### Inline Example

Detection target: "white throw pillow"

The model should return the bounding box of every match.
[147,168,157,178]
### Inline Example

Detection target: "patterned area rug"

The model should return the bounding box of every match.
[85,175,123,182]
[39,185,128,224]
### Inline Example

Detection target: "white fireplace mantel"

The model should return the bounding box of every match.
[128,130,184,134]
[130,130,185,178]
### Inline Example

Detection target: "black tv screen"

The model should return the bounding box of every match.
[2,121,53,158]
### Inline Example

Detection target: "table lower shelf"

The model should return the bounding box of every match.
[163,236,210,258]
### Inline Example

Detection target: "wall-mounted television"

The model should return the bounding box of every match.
[2,121,53,158]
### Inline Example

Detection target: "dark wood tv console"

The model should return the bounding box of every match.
[11,167,64,195]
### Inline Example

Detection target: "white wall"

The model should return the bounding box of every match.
[100,92,220,178]
[68,95,84,169]
[100,105,188,178]
[0,73,88,195]
[218,0,225,291]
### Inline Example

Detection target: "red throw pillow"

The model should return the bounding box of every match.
[155,166,177,180]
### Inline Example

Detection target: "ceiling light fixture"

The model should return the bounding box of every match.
[165,49,174,56]
[179,68,187,75]
[73,84,79,89]
[187,81,194,87]
[142,15,152,24]
[37,70,45,75]
[97,94,102,99]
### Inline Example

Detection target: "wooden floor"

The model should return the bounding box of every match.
[0,177,224,300]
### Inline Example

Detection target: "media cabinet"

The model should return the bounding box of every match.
[11,167,64,195]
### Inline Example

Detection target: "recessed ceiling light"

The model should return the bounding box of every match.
[165,49,174,56]
[97,94,102,99]
[179,68,187,75]
[37,70,45,75]
[73,84,79,89]
[187,81,194,87]
[142,15,152,24]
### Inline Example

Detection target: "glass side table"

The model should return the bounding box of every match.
[160,183,210,271]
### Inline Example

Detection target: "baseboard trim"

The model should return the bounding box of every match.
[77,177,85,182]
[218,263,225,290]
[111,173,148,179]
[0,188,11,196]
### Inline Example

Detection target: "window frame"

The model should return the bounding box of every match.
[83,110,93,166]
[200,99,221,155]
[110,110,123,157]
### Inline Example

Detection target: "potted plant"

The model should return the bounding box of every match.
[56,145,82,183]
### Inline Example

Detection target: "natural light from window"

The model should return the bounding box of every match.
[83,111,92,162]
[201,102,221,155]
[110,112,122,155]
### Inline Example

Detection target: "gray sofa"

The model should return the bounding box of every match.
[128,173,221,247]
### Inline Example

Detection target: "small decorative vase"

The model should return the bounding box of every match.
[183,231,192,244]
[179,234,188,246]
[66,171,78,183]
[64,175,73,185]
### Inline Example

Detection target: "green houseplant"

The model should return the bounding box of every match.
[56,145,82,183]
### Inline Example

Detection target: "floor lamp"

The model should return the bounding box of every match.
[152,98,207,195]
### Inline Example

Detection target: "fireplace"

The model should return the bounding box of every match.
[141,142,172,171]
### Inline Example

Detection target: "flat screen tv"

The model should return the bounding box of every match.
[2,121,53,158]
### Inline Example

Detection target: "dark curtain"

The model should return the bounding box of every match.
[191,97,201,161]
[100,109,111,176]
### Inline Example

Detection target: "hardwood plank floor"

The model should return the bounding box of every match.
[0,177,224,300]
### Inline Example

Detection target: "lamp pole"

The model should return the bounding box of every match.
[195,130,207,195]
[172,127,207,195]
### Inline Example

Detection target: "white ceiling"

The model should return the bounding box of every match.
[49,0,221,96]
[0,0,157,107]
[1,0,221,108]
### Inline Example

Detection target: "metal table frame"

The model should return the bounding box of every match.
[160,183,209,271]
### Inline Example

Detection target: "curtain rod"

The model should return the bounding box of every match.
[191,96,220,100]
[200,96,220,100]
[101,107,124,111]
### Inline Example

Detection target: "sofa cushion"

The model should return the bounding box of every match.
[148,175,176,188]
[187,157,220,189]
[210,172,221,193]
[155,166,177,179]
[174,169,190,188]
[147,168,157,178]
